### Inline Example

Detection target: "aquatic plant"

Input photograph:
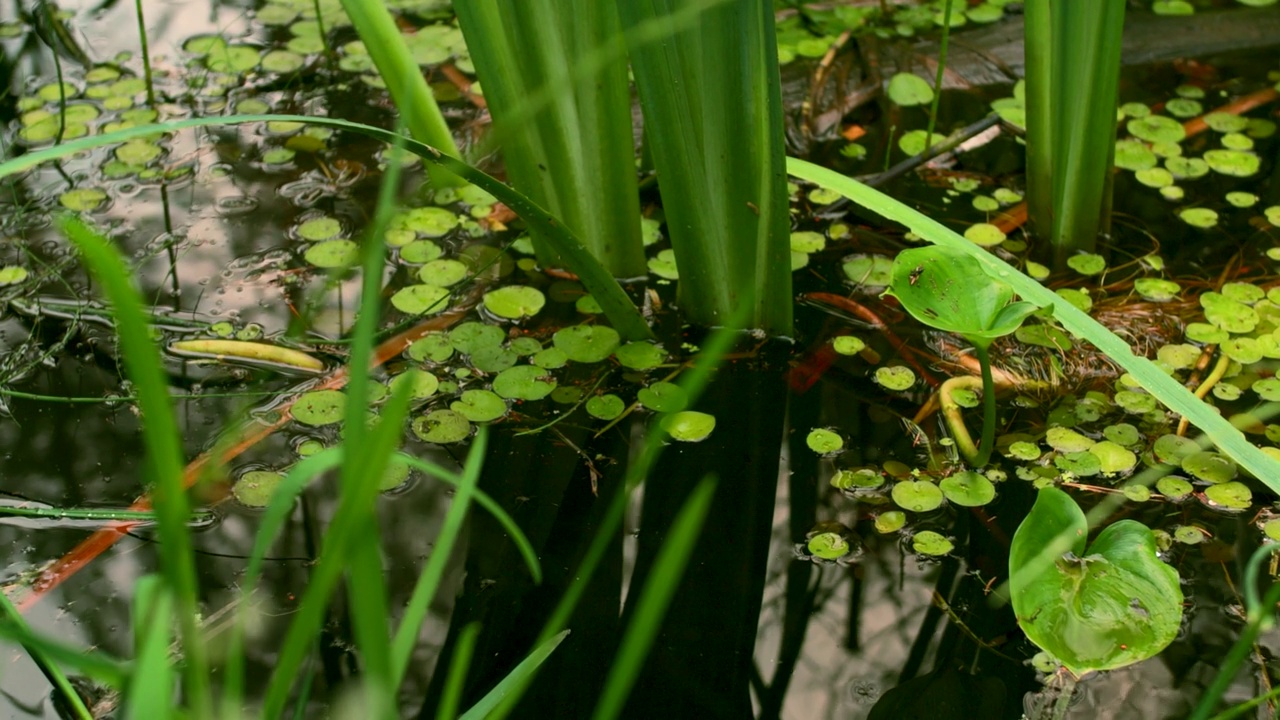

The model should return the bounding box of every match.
[885,245,1039,467]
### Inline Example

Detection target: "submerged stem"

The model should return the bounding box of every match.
[973,342,996,468]
[1050,672,1078,720]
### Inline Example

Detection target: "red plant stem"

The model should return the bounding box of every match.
[793,292,939,390]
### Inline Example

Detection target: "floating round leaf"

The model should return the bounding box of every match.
[1055,451,1101,477]
[553,325,621,363]
[390,369,439,400]
[483,286,546,320]
[1009,488,1183,676]
[614,342,665,370]
[379,456,411,491]
[898,130,946,155]
[1253,378,1280,401]
[205,44,262,73]
[1179,208,1218,228]
[912,530,954,556]
[1114,390,1158,414]
[1165,157,1209,180]
[891,480,944,513]
[1226,191,1259,208]
[1134,278,1180,301]
[1203,481,1251,510]
[575,295,603,314]
[449,323,505,355]
[1165,98,1202,118]
[450,389,507,422]
[842,254,894,288]
[0,266,29,285]
[1092,441,1138,475]
[647,249,679,279]
[492,365,556,401]
[418,259,469,287]
[303,239,358,268]
[637,381,688,413]
[1172,526,1205,545]
[1115,139,1158,172]
[875,511,907,534]
[874,366,916,391]
[586,394,625,421]
[412,410,471,444]
[395,206,459,237]
[790,231,825,253]
[509,337,542,356]
[292,389,346,426]
[533,347,568,369]
[1156,476,1193,499]
[1103,423,1141,447]
[234,470,284,507]
[940,471,995,507]
[1264,518,1280,541]
[297,216,342,242]
[391,284,451,315]
[807,532,850,560]
[1128,114,1184,143]
[972,195,999,212]
[964,223,1005,247]
[1008,441,1041,461]
[400,240,442,263]
[806,428,844,454]
[832,336,866,355]
[1222,337,1262,364]
[662,411,716,442]
[1045,426,1095,453]
[1204,149,1260,177]
[262,49,305,73]
[1134,167,1172,187]
[1181,451,1237,483]
[59,187,108,211]
[407,334,453,363]
[831,468,884,490]
[887,72,934,106]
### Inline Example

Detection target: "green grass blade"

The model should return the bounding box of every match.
[0,115,650,341]
[0,621,129,687]
[454,0,645,277]
[617,0,791,334]
[0,591,93,720]
[785,156,1280,491]
[338,0,461,186]
[457,630,570,720]
[391,428,487,688]
[1022,0,1054,244]
[590,475,717,720]
[57,215,211,718]
[124,576,175,720]
[434,622,482,720]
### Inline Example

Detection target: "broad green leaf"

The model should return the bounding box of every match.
[1009,488,1183,676]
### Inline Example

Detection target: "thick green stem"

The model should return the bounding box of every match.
[973,343,996,468]
[939,375,982,465]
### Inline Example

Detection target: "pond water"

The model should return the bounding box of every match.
[2,1,1280,718]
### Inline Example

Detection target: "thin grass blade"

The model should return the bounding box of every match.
[0,592,93,720]
[458,630,570,720]
[124,576,175,720]
[434,622,482,720]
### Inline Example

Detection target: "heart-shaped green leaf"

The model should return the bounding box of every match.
[885,246,1039,348]
[1009,488,1183,676]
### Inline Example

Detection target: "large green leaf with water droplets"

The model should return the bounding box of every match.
[1009,488,1183,676]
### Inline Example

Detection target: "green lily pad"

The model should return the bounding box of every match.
[1009,487,1183,676]
[115,139,162,165]
[1134,167,1173,187]
[1181,451,1236,483]
[492,365,557,401]
[891,480,944,512]
[1055,450,1102,477]
[887,72,934,106]
[394,206,459,237]
[418,259,469,287]
[297,216,342,242]
[1204,149,1260,177]
[400,240,443,263]
[1092,441,1138,475]
[806,428,844,454]
[1156,476,1193,500]
[832,336,866,355]
[1203,481,1251,510]
[939,471,995,506]
[1165,98,1202,118]
[233,470,284,507]
[875,511,907,534]
[450,389,507,422]
[391,284,452,315]
[637,381,688,413]
[533,347,569,369]
[483,286,546,320]
[0,266,29,285]
[790,231,825,253]
[898,130,946,156]
[586,394,625,420]
[292,390,346,426]
[831,468,884,490]
[842,254,894,288]
[807,532,851,560]
[874,366,916,391]
[1128,115,1185,144]
[59,187,108,211]
[1165,156,1209,179]
[205,44,261,73]
[1045,426,1095,453]
[553,325,620,363]
[912,531,954,556]
[449,323,505,355]
[964,223,1005,247]
[406,334,454,363]
[379,456,412,491]
[1253,378,1280,401]
[304,239,358,268]
[661,411,716,442]
[1067,254,1106,275]
[412,409,471,444]
[1134,278,1180,301]
[1115,139,1157,171]
[1179,208,1218,228]
[648,249,679,279]
[389,369,439,400]
[614,342,666,370]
